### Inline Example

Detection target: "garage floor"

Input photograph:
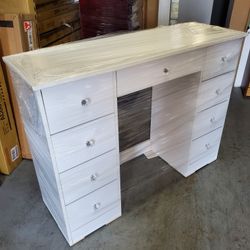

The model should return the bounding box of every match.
[0,88,249,250]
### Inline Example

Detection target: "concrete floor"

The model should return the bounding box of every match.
[0,88,249,250]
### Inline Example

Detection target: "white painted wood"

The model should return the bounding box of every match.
[5,23,244,246]
[202,39,243,80]
[10,71,73,244]
[150,72,230,177]
[166,127,223,177]
[3,23,245,90]
[197,72,235,111]
[151,73,201,168]
[234,31,250,87]
[185,150,218,177]
[66,180,120,231]
[71,204,121,246]
[189,127,223,165]
[42,73,115,134]
[117,50,204,96]
[51,114,117,173]
[192,101,229,140]
[120,140,151,164]
[60,150,119,205]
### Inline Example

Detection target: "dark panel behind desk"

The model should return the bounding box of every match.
[118,88,152,152]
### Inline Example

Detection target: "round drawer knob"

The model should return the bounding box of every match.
[210,117,216,123]
[94,202,101,210]
[221,56,228,63]
[91,173,98,182]
[86,139,95,147]
[163,68,169,74]
[205,143,211,150]
[215,89,222,95]
[81,98,90,106]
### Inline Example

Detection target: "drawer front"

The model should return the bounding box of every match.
[60,150,119,205]
[117,49,204,97]
[192,101,229,140]
[42,73,115,134]
[52,115,117,173]
[197,72,235,111]
[189,127,223,165]
[66,180,120,231]
[202,39,242,80]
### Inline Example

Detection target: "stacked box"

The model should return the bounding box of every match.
[79,0,143,38]
[0,63,22,175]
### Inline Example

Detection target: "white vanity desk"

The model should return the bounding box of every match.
[4,22,245,246]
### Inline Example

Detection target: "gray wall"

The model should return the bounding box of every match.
[178,0,214,24]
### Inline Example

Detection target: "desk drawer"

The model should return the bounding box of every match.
[60,150,119,205]
[197,72,235,111]
[52,114,117,173]
[192,101,228,140]
[117,50,204,97]
[202,39,242,80]
[189,127,223,165]
[42,73,115,134]
[66,180,120,231]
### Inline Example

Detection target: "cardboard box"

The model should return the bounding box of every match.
[229,0,250,32]
[0,62,22,174]
[0,13,38,159]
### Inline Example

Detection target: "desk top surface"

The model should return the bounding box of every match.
[3,22,245,91]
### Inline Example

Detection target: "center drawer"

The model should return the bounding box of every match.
[60,150,119,205]
[117,49,204,97]
[42,73,115,134]
[66,180,120,231]
[51,114,117,173]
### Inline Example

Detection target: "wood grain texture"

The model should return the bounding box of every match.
[51,114,117,173]
[60,150,119,205]
[3,22,245,90]
[37,8,80,34]
[189,127,223,165]
[192,100,229,140]
[202,39,243,80]
[151,73,201,168]
[197,71,235,111]
[66,180,120,231]
[42,73,115,134]
[71,204,121,245]
[117,49,204,96]
[39,20,81,47]
[120,140,151,164]
[9,72,71,242]
[5,22,244,246]
[118,88,152,151]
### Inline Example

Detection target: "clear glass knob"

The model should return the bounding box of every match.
[221,56,228,63]
[163,68,169,74]
[81,98,90,106]
[91,173,98,182]
[86,139,95,147]
[94,202,101,210]
[210,117,216,123]
[216,89,222,95]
